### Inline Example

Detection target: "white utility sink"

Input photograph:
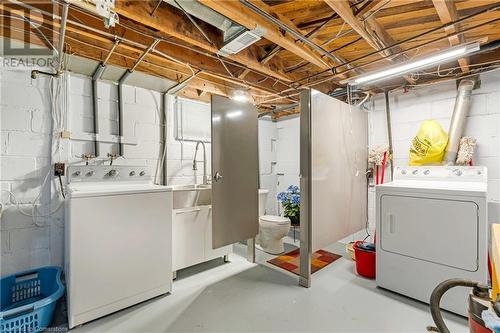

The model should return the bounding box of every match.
[171,184,211,209]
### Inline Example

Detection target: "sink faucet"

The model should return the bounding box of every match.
[192,141,208,184]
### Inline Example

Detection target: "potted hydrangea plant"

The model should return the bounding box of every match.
[277,185,300,227]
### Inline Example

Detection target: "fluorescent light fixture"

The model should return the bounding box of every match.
[230,89,252,103]
[346,42,480,86]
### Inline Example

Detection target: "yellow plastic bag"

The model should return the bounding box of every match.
[409,120,448,166]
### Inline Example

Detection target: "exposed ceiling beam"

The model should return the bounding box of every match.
[355,0,388,18]
[198,0,332,70]
[0,4,298,105]
[323,0,415,84]
[238,2,334,80]
[432,0,470,72]
[114,0,291,82]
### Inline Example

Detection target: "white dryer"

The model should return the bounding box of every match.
[65,165,172,328]
[376,166,488,316]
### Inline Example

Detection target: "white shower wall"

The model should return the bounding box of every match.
[258,116,300,216]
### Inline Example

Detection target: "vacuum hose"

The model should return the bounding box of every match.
[428,279,481,333]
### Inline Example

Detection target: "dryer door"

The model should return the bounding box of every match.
[379,195,478,271]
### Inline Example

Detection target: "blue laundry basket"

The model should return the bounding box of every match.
[0,266,64,333]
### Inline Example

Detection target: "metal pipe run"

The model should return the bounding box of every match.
[167,73,199,94]
[102,38,121,66]
[385,91,394,179]
[130,39,160,72]
[443,78,476,164]
[117,70,133,157]
[90,38,120,157]
[57,2,69,72]
[239,0,343,64]
[91,64,106,157]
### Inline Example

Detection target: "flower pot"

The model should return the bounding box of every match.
[288,215,300,227]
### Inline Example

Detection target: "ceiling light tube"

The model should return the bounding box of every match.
[345,42,480,86]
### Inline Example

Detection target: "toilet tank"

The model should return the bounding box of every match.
[258,189,269,217]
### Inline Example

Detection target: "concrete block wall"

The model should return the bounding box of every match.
[1,66,58,275]
[368,69,500,228]
[1,68,213,275]
[165,96,211,186]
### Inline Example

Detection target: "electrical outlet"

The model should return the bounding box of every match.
[54,163,66,176]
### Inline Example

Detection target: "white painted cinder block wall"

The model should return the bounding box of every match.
[0,67,210,275]
[368,70,500,229]
[258,116,300,215]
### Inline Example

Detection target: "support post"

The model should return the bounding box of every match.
[299,89,312,288]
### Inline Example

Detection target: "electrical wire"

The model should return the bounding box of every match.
[0,13,69,226]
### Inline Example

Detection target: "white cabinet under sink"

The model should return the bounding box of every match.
[172,205,232,272]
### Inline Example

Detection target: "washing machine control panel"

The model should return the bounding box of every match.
[393,166,487,182]
[67,165,151,183]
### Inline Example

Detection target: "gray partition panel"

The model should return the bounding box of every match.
[300,89,368,287]
[211,95,259,248]
[310,90,368,252]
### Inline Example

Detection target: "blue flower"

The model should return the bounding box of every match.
[277,192,289,203]
[290,194,300,205]
[287,185,300,194]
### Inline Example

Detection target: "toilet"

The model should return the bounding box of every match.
[257,189,291,254]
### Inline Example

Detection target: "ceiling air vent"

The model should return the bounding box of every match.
[219,29,262,56]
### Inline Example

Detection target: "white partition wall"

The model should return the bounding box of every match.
[300,89,368,287]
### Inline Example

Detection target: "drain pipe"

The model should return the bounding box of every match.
[385,91,394,180]
[443,78,476,164]
[91,39,120,158]
[91,64,106,157]
[117,39,160,156]
[117,70,132,157]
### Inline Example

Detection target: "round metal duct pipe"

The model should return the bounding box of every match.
[443,78,476,164]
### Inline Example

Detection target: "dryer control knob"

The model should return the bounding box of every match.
[412,170,419,175]
[108,169,119,177]
[401,169,407,175]
[129,171,136,176]
[453,169,463,176]
[139,171,146,176]
[73,171,81,177]
[86,171,94,177]
[423,169,430,175]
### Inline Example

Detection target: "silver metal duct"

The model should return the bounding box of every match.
[164,0,244,40]
[443,78,476,164]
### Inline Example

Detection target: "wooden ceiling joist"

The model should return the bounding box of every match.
[198,0,332,70]
[432,0,470,72]
[114,0,291,82]
[323,0,415,84]
[3,0,500,115]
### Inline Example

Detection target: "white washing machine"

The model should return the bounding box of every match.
[376,166,488,317]
[65,165,172,328]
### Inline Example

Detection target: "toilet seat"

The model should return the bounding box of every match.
[260,215,290,225]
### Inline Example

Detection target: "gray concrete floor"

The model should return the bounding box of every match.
[71,239,468,333]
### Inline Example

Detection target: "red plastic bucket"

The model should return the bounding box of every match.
[353,241,376,279]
